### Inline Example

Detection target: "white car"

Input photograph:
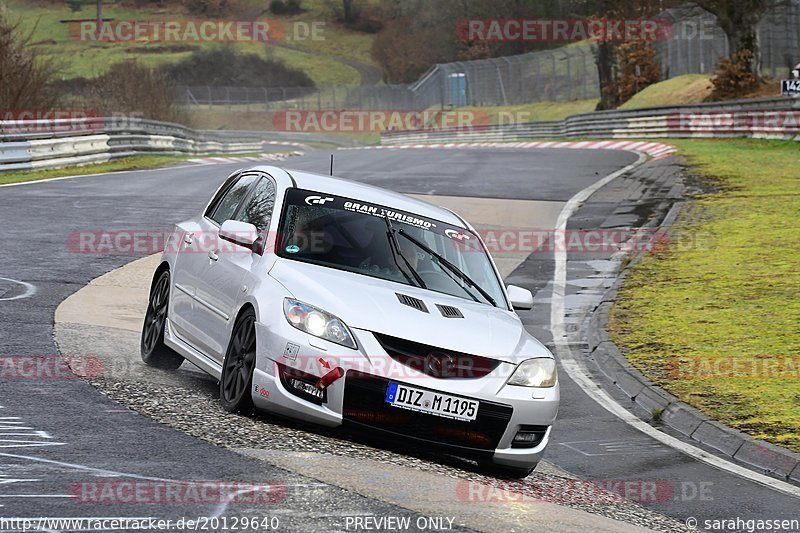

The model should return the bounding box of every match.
[141,166,559,477]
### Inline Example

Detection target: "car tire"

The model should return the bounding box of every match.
[219,308,257,414]
[140,269,184,370]
[479,461,536,479]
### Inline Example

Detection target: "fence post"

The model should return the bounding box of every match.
[581,50,588,100]
[496,61,508,106]
[564,50,572,101]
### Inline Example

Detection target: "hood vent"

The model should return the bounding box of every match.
[436,304,464,318]
[396,293,428,313]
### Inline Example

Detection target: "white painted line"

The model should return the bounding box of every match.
[0,278,37,302]
[549,153,800,499]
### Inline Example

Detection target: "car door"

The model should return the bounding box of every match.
[195,174,278,362]
[170,172,259,355]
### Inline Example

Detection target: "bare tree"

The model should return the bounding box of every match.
[587,0,679,110]
[0,19,60,110]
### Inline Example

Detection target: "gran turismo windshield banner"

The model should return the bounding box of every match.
[285,188,474,240]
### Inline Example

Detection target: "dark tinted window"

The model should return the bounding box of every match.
[209,174,258,225]
[204,172,241,219]
[236,177,276,232]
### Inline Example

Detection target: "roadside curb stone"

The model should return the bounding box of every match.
[733,440,800,480]
[582,156,800,486]
[634,386,677,416]
[661,403,705,437]
[691,421,746,457]
[790,463,800,485]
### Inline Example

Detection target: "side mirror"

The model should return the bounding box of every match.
[507,285,533,311]
[219,220,259,252]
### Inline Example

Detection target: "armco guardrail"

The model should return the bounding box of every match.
[0,117,353,172]
[381,96,800,145]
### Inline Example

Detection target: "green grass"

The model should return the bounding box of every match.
[609,138,800,452]
[6,0,371,83]
[0,154,198,185]
[455,99,599,123]
[620,74,712,110]
[252,0,377,67]
[273,2,376,65]
[269,45,360,86]
[451,75,718,124]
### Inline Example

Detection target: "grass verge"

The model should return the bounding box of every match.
[609,138,800,452]
[0,154,199,185]
[619,74,712,109]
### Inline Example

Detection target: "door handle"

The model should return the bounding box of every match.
[208,250,219,262]
[183,233,194,245]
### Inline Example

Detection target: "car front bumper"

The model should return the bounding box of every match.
[250,321,559,468]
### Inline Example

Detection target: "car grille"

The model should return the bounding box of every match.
[374,333,501,379]
[342,371,513,451]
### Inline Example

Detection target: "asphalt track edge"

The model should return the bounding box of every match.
[551,152,800,499]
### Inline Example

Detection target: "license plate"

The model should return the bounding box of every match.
[385,382,478,421]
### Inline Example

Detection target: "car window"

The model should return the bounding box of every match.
[236,177,276,233]
[204,171,241,219]
[277,188,506,308]
[208,174,258,225]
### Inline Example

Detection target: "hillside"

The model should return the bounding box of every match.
[7,0,379,86]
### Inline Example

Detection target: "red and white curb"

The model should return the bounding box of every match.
[345,141,677,160]
[188,151,304,165]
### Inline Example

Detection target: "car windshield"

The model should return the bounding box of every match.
[276,188,506,308]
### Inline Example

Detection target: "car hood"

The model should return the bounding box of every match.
[269,259,550,364]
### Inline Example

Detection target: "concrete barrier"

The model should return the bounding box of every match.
[382,96,800,145]
[0,117,354,172]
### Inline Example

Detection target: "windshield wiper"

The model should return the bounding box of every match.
[383,215,427,289]
[397,229,497,307]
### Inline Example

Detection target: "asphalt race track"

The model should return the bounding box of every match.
[1,147,798,531]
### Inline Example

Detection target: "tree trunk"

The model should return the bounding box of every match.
[342,0,354,23]
[705,1,766,82]
[595,41,618,110]
[724,21,762,80]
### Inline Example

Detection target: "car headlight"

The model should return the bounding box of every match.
[507,358,557,387]
[283,298,357,350]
